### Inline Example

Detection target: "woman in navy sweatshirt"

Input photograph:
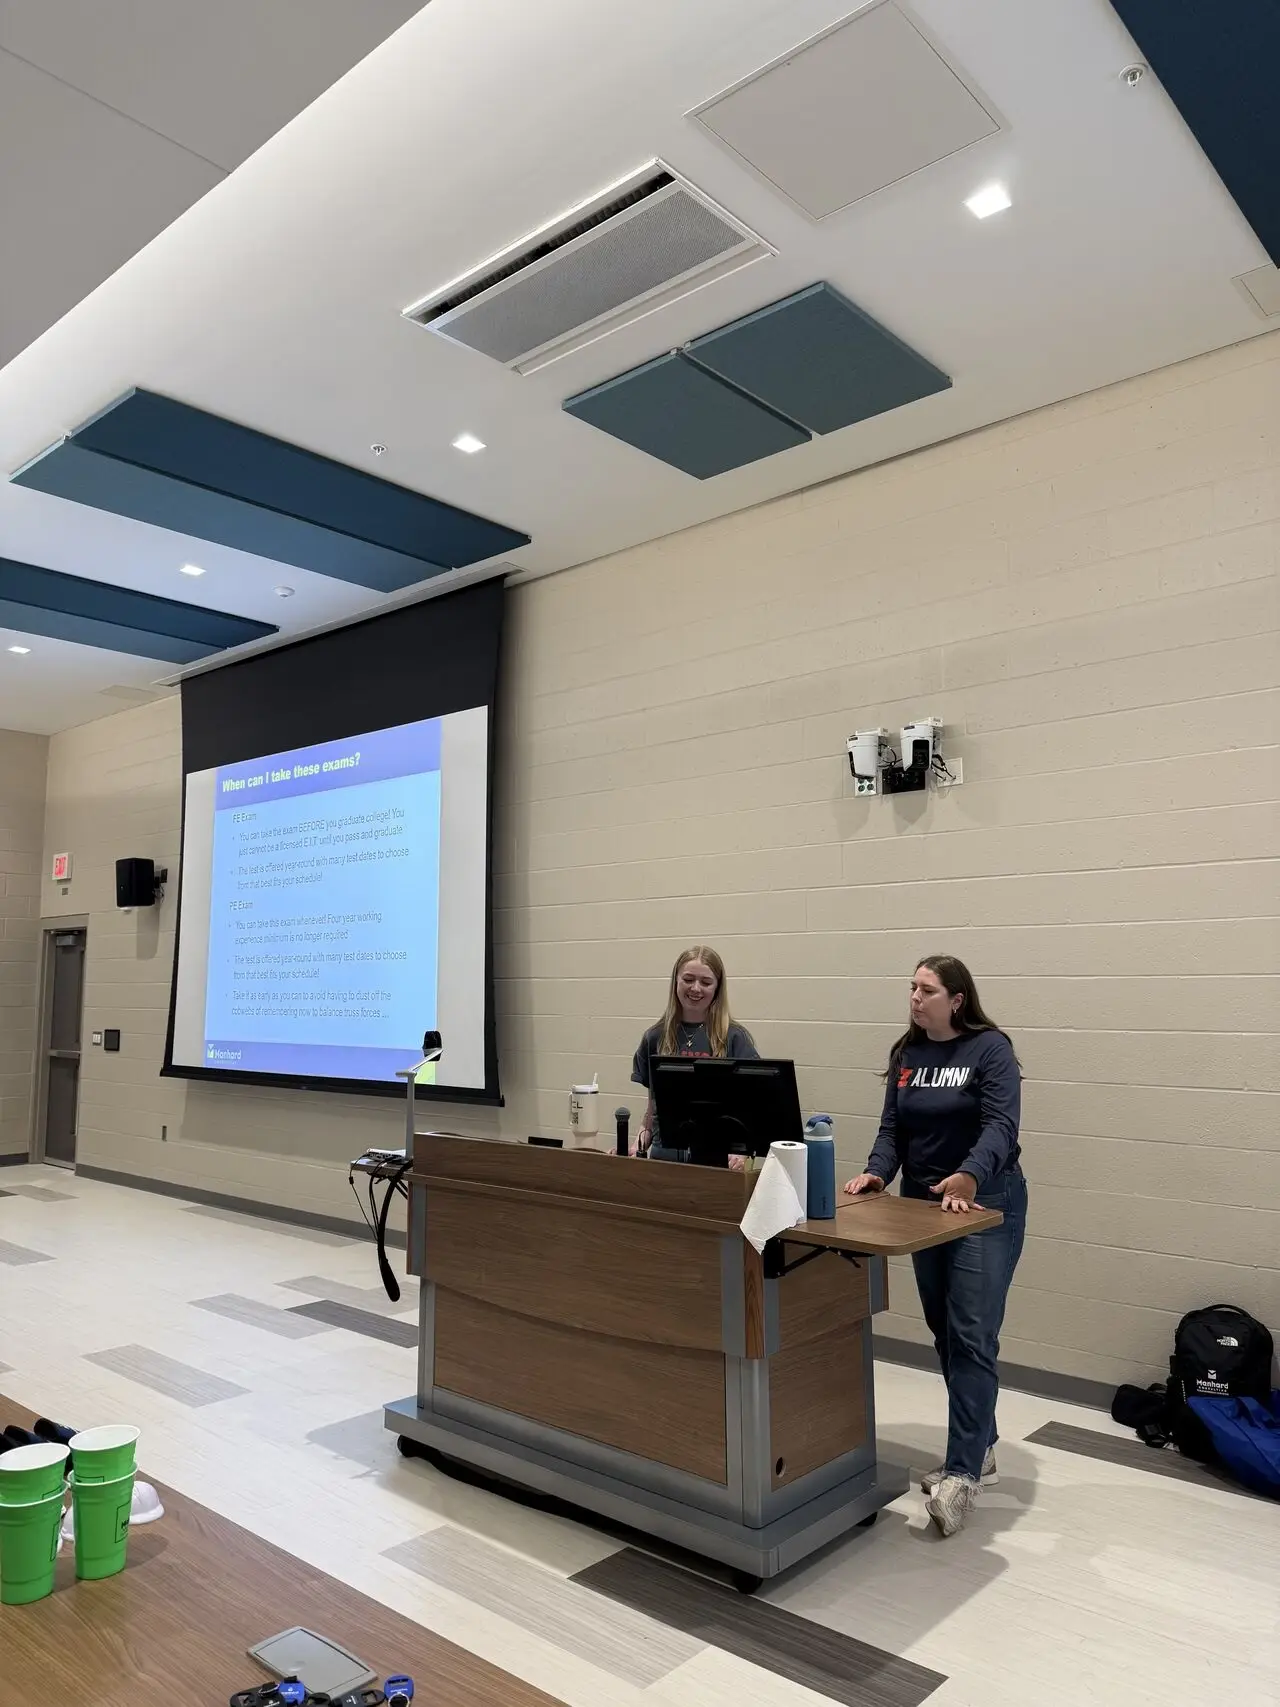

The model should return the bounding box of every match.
[844,954,1027,1538]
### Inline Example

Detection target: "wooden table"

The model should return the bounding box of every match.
[0,1395,565,1707]
[784,1195,1004,1256]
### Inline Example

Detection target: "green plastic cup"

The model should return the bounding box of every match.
[68,1425,140,1485]
[69,1469,135,1581]
[0,1486,65,1604]
[0,1442,69,1503]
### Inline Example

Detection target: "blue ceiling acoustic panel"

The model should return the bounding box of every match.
[687,282,951,434]
[0,556,277,663]
[562,282,949,476]
[12,389,530,592]
[1110,0,1280,265]
[563,350,810,479]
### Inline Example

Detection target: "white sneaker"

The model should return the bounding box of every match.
[926,1473,980,1537]
[920,1447,998,1494]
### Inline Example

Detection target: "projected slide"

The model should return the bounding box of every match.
[172,706,489,1091]
[204,721,440,1079]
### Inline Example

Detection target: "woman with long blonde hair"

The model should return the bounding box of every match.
[631,945,757,1155]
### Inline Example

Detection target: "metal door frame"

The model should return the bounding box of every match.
[30,917,89,1168]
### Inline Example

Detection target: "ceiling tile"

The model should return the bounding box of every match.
[691,1,999,220]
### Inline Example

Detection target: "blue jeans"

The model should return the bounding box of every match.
[904,1169,1028,1482]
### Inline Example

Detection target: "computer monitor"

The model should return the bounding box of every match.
[649,1057,803,1167]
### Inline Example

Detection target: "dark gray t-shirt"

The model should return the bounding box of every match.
[631,1021,758,1144]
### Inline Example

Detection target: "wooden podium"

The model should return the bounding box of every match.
[384,1135,1001,1586]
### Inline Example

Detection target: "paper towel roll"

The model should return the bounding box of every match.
[740,1144,809,1254]
[769,1140,808,1206]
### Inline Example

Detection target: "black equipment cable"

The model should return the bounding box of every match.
[374,1157,413,1303]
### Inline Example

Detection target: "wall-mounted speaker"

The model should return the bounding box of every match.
[115,857,165,908]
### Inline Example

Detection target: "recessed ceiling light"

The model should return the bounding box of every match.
[452,432,486,455]
[965,183,1012,219]
[179,563,205,577]
[8,645,31,655]
[274,585,295,598]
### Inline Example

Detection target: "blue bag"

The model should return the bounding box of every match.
[1186,1391,1280,1499]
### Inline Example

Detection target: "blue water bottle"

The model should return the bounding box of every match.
[803,1115,837,1219]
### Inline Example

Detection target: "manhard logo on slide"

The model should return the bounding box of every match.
[206,1046,242,1062]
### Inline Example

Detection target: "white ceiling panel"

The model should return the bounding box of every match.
[1236,264,1280,319]
[0,0,425,169]
[0,0,426,370]
[693,2,1000,220]
[0,48,224,367]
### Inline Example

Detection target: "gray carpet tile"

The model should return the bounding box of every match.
[384,1526,699,1686]
[572,1548,946,1707]
[0,1238,54,1265]
[8,1185,75,1202]
[191,1293,335,1339]
[1026,1420,1269,1500]
[85,1344,249,1407]
[285,1300,416,1347]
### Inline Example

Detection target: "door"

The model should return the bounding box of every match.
[43,930,86,1167]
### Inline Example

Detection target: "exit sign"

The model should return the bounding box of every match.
[51,852,72,883]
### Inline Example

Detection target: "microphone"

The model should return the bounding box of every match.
[422,1030,443,1063]
[615,1106,631,1156]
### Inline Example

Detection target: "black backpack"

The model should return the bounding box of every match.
[1167,1305,1275,1461]
[1113,1305,1274,1463]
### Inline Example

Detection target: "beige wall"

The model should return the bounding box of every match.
[0,727,48,1158]
[42,330,1280,1389]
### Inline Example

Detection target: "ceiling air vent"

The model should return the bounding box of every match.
[404,162,772,375]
